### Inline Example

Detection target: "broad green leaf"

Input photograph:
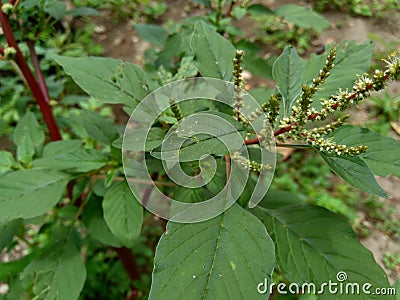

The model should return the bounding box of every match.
[251,196,393,300]
[0,254,35,282]
[172,186,206,203]
[158,28,195,66]
[275,5,330,32]
[82,110,118,145]
[320,152,386,197]
[113,127,165,151]
[305,41,374,105]
[243,55,275,80]
[103,181,143,248]
[151,112,246,161]
[44,0,67,20]
[13,112,45,163]
[393,281,400,300]
[0,169,70,223]
[248,87,272,106]
[191,21,236,80]
[21,230,86,300]
[0,151,16,176]
[272,46,305,117]
[64,7,101,17]
[55,56,149,107]
[33,148,107,173]
[149,203,275,299]
[82,194,122,247]
[330,125,400,177]
[0,219,21,251]
[247,4,273,17]
[135,24,167,46]
[41,140,82,156]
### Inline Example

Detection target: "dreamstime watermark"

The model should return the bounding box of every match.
[257,271,397,296]
[122,78,276,223]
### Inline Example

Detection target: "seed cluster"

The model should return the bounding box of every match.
[232,152,272,172]
[169,98,182,121]
[232,50,245,122]
[3,46,16,58]
[1,3,14,14]
[233,48,400,158]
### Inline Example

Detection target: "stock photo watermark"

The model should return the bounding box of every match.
[257,271,397,296]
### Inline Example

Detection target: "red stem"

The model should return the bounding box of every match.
[224,154,230,181]
[225,1,235,17]
[0,4,61,141]
[245,81,384,145]
[28,40,51,103]
[114,247,141,299]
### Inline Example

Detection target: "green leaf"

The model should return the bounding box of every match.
[82,194,122,247]
[151,112,246,161]
[275,5,330,32]
[113,127,165,151]
[320,152,386,197]
[251,197,393,300]
[0,252,35,282]
[149,203,275,299]
[305,41,374,105]
[103,181,143,248]
[330,125,400,177]
[13,112,45,163]
[135,24,167,46]
[21,230,86,300]
[243,55,275,80]
[0,151,16,176]
[82,110,118,145]
[247,4,273,17]
[272,46,305,117]
[44,0,67,20]
[0,219,21,251]
[191,21,236,80]
[393,280,400,300]
[64,7,101,17]
[0,169,70,223]
[32,140,108,173]
[55,56,149,107]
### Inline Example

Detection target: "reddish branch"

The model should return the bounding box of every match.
[114,247,141,299]
[224,154,230,181]
[1,1,143,293]
[244,80,385,145]
[225,1,235,17]
[28,40,51,103]
[0,3,61,140]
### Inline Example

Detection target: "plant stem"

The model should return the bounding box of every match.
[215,0,223,29]
[225,153,230,181]
[225,0,235,17]
[276,143,312,149]
[0,4,61,141]
[28,40,51,103]
[114,247,141,299]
